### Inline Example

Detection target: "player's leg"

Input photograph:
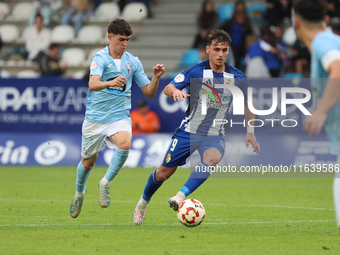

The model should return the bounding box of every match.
[99,128,131,208]
[70,120,106,218]
[333,155,340,229]
[133,131,190,225]
[133,165,178,225]
[169,136,224,210]
[70,154,98,218]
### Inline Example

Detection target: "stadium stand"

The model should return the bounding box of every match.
[0,0,302,78]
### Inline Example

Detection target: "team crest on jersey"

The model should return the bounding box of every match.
[166,153,171,163]
[174,74,185,83]
[90,61,98,70]
[126,63,132,74]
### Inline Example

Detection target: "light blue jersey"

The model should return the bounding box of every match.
[311,31,340,154]
[86,46,150,123]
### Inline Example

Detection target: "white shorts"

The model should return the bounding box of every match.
[81,119,132,159]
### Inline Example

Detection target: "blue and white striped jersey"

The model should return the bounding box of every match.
[170,60,248,136]
[86,46,150,124]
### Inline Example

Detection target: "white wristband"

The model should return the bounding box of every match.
[247,126,254,134]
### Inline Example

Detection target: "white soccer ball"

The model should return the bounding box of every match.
[177,199,206,227]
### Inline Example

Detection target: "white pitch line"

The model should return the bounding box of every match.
[0,220,334,227]
[0,198,335,211]
[208,203,335,211]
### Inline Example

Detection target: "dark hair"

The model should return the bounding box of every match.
[108,18,133,36]
[35,13,43,20]
[207,29,231,46]
[49,43,60,50]
[293,0,327,23]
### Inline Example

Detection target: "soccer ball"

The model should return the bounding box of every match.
[177,199,206,227]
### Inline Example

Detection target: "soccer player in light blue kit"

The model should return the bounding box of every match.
[293,0,340,228]
[133,29,259,225]
[70,19,165,218]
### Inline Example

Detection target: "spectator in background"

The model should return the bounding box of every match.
[26,13,51,61]
[29,0,63,26]
[131,100,160,134]
[61,0,88,35]
[286,39,310,75]
[220,0,253,70]
[192,0,219,48]
[280,0,292,21]
[265,0,284,26]
[327,0,340,18]
[35,44,67,76]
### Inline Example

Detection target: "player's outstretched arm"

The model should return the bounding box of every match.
[164,84,190,101]
[140,64,165,99]
[244,100,259,154]
[89,75,127,91]
[304,59,340,137]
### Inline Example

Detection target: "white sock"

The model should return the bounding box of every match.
[138,197,149,208]
[176,191,186,200]
[333,173,340,228]
[76,190,86,196]
[100,176,110,185]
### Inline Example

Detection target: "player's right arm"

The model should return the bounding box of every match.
[88,75,127,91]
[164,84,190,101]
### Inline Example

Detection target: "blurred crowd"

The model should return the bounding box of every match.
[191,0,340,78]
[0,0,155,77]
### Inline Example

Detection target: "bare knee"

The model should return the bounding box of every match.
[82,156,97,170]
[117,140,131,150]
[156,167,177,182]
[203,155,221,167]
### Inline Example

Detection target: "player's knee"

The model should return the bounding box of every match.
[117,140,131,150]
[204,155,221,166]
[82,161,94,170]
[156,170,173,182]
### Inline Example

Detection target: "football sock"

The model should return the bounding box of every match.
[76,161,92,193]
[104,148,129,181]
[180,162,211,197]
[137,196,149,208]
[333,171,340,228]
[142,169,163,201]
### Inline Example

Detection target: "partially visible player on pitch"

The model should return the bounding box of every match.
[70,18,165,218]
[293,0,340,228]
[133,29,259,225]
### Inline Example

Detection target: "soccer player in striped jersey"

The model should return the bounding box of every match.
[133,29,259,225]
[293,0,340,229]
[69,19,165,218]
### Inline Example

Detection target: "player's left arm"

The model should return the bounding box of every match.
[304,59,340,137]
[140,64,165,99]
[244,100,259,154]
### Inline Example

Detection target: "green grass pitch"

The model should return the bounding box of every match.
[0,166,339,255]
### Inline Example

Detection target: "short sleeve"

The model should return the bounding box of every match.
[90,54,105,77]
[170,71,191,90]
[133,58,151,87]
[312,33,340,72]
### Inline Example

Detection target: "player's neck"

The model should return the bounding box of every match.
[209,61,225,73]
[301,26,327,52]
[109,46,122,59]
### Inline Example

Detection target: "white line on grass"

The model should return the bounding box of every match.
[0,198,334,210]
[0,220,334,227]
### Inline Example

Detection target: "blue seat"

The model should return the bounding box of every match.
[283,73,304,79]
[247,4,267,22]
[217,4,235,22]
[177,48,200,67]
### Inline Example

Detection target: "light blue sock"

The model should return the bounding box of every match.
[180,162,211,197]
[104,149,129,181]
[76,161,92,193]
